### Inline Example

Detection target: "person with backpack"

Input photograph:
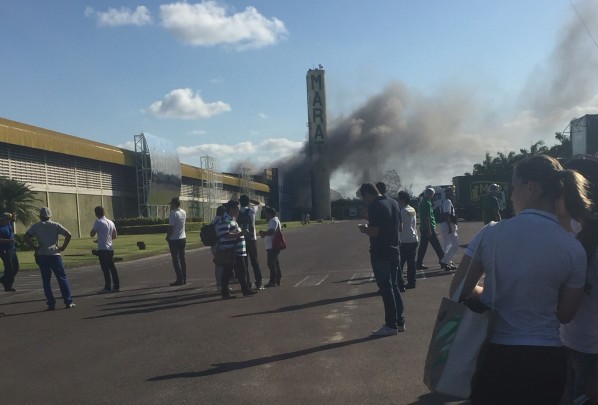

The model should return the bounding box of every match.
[217,200,255,299]
[238,195,263,290]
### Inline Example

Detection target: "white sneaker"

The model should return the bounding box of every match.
[371,325,399,336]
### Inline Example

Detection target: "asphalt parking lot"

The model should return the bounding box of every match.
[0,219,481,404]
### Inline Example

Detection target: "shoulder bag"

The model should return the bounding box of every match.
[423,223,499,399]
[272,223,287,251]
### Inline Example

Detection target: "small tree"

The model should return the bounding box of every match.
[384,169,402,196]
[0,176,41,226]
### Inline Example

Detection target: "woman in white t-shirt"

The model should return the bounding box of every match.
[259,207,282,287]
[449,154,592,405]
[397,191,418,289]
[560,155,598,405]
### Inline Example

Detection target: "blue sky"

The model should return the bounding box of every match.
[2,1,598,194]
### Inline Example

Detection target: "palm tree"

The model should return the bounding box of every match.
[0,176,41,226]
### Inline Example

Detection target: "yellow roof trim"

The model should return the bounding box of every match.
[0,117,136,166]
[0,117,270,193]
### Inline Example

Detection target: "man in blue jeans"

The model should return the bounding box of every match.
[24,207,75,310]
[0,212,19,292]
[358,183,405,336]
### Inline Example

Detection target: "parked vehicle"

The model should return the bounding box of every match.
[452,175,513,221]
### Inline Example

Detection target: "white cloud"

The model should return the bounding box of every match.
[85,6,152,27]
[189,129,207,136]
[258,112,267,119]
[159,1,288,49]
[117,140,136,151]
[259,138,303,156]
[148,88,231,119]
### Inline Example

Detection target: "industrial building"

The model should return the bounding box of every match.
[0,117,269,237]
[571,114,598,156]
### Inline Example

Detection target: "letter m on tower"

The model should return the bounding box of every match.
[307,69,327,145]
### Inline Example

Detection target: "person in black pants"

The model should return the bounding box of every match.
[0,212,18,292]
[238,195,263,290]
[416,188,444,270]
[90,206,120,293]
[166,197,187,286]
[259,207,282,287]
[217,200,255,299]
[397,192,418,289]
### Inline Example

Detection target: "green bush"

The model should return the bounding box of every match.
[14,234,38,251]
[114,217,168,227]
[117,224,169,235]
[114,215,204,235]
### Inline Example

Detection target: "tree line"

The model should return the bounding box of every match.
[466,132,572,177]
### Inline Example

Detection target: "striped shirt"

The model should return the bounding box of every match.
[217,214,246,256]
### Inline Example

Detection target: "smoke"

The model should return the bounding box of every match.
[518,0,598,130]
[272,82,489,205]
[242,0,598,208]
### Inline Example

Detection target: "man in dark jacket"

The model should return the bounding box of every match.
[358,183,405,337]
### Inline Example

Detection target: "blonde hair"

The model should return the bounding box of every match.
[515,154,593,221]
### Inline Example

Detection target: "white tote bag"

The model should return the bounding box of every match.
[423,225,498,398]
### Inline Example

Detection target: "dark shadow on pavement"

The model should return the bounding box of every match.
[407,392,469,405]
[0,284,193,307]
[0,308,56,317]
[102,285,207,300]
[418,270,456,279]
[232,291,378,318]
[84,294,225,319]
[99,290,218,307]
[147,336,376,381]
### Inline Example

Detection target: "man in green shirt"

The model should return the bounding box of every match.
[416,188,445,270]
[482,183,502,225]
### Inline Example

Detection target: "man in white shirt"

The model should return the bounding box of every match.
[90,206,120,293]
[438,187,458,270]
[166,197,187,286]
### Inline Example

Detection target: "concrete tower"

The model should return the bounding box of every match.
[306,67,331,219]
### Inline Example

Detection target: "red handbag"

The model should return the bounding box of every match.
[272,230,287,250]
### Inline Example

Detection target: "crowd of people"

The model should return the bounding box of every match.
[2,153,598,403]
[0,194,285,308]
[358,154,598,404]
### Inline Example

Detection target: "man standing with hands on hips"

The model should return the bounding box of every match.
[24,207,75,310]
[358,183,405,337]
[166,197,187,286]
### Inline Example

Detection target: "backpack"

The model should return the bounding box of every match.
[237,208,252,232]
[200,221,219,246]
